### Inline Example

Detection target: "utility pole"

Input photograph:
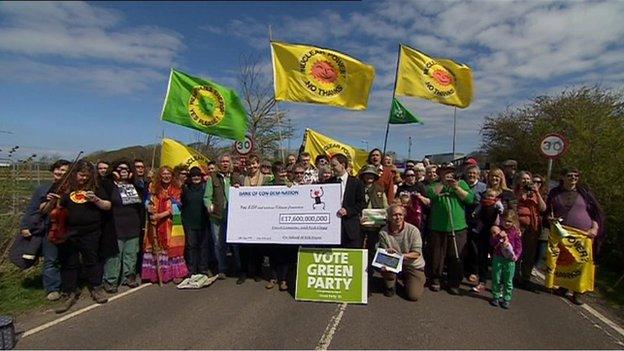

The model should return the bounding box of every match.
[408,136,412,161]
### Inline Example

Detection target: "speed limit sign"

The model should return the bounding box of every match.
[234,135,253,155]
[540,133,568,159]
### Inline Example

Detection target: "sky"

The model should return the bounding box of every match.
[1,1,623,162]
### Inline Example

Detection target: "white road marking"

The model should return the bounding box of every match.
[21,283,152,338]
[315,303,347,351]
[533,269,624,338]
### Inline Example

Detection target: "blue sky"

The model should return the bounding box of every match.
[1,1,623,161]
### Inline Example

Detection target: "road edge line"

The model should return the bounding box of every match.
[315,303,347,351]
[533,270,624,337]
[21,283,152,338]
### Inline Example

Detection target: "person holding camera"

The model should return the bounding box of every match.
[425,164,475,294]
[514,171,546,292]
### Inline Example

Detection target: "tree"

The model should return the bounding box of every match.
[480,86,624,266]
[238,54,294,160]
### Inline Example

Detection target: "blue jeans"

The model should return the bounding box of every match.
[211,220,230,274]
[42,236,61,293]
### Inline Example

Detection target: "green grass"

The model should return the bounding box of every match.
[595,268,624,312]
[0,263,53,315]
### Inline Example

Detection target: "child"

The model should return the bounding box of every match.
[489,209,523,309]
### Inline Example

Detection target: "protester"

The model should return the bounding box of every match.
[359,165,388,289]
[489,209,523,309]
[378,204,426,301]
[470,188,504,293]
[514,171,546,292]
[204,153,242,279]
[97,161,109,179]
[315,154,330,170]
[265,163,297,291]
[363,148,394,201]
[299,152,318,184]
[486,168,516,210]
[20,159,70,301]
[291,164,306,185]
[532,174,549,270]
[174,164,189,186]
[414,163,426,183]
[237,154,271,285]
[426,165,475,294]
[395,169,429,231]
[331,153,365,248]
[133,159,147,192]
[424,165,438,185]
[546,167,604,305]
[382,154,394,168]
[202,161,216,183]
[142,166,188,285]
[463,165,487,285]
[316,165,333,183]
[260,160,274,183]
[501,159,517,188]
[41,160,112,313]
[102,159,144,293]
[286,153,297,169]
[181,166,211,277]
[405,160,416,170]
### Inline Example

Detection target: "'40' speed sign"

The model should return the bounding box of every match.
[235,136,253,155]
[540,133,568,159]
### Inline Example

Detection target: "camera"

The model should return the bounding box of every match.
[523,182,534,192]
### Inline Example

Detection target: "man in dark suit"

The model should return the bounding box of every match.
[330,154,365,248]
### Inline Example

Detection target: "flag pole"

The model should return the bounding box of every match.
[452,107,457,161]
[383,44,402,155]
[269,25,286,162]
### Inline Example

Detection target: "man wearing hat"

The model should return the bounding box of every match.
[426,164,475,295]
[502,159,517,188]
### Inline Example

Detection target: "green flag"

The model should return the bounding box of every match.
[161,69,248,140]
[388,98,423,124]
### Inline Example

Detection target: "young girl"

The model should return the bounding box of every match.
[489,209,522,309]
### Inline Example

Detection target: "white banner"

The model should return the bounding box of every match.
[227,184,342,244]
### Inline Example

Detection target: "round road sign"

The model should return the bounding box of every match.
[234,136,253,155]
[540,133,568,159]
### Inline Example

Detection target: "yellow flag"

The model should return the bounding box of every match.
[545,224,595,293]
[160,138,210,169]
[303,129,369,176]
[271,41,375,110]
[395,45,473,108]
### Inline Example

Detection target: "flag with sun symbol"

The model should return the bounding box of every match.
[271,41,375,110]
[395,45,473,109]
[161,69,248,141]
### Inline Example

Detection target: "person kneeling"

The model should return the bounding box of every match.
[378,204,426,301]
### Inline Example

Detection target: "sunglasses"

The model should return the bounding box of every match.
[180,172,188,176]
[117,166,129,171]
[566,173,579,179]
[294,171,304,175]
[532,179,542,183]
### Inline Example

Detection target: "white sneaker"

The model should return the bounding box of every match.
[46,291,61,301]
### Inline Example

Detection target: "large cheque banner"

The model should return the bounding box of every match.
[295,248,368,304]
[227,184,342,245]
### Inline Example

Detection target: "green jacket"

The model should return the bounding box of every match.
[203,172,241,222]
[426,180,475,232]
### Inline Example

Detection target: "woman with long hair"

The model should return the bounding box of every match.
[486,168,516,210]
[513,171,546,292]
[142,166,188,284]
[47,159,112,313]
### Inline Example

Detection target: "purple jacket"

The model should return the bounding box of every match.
[490,226,522,261]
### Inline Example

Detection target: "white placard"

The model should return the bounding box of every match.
[372,248,403,273]
[227,183,342,244]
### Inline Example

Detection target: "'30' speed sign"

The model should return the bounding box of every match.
[235,136,253,155]
[540,133,568,159]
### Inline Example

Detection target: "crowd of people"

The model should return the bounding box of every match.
[18,148,604,313]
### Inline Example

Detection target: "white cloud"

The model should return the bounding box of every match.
[0,1,183,78]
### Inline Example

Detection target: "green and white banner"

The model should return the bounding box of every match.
[295,248,368,304]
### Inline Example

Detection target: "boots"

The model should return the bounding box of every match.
[55,290,80,314]
[90,286,109,304]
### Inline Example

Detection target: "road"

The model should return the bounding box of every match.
[15,276,624,349]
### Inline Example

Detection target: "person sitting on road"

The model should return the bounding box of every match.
[378,204,426,301]
[489,209,522,309]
